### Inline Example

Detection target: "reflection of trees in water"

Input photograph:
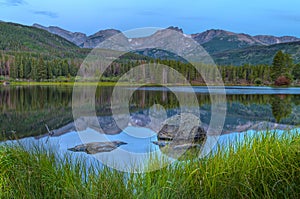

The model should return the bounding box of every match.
[0,86,72,111]
[1,86,300,140]
[130,89,179,110]
[0,86,74,140]
[271,95,292,123]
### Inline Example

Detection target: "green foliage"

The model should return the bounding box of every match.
[0,132,299,198]
[0,146,132,198]
[37,57,47,81]
[212,41,300,66]
[0,22,82,56]
[271,51,293,80]
[254,77,262,85]
[292,63,300,80]
[0,21,299,86]
[271,95,292,122]
[202,35,257,54]
[270,50,294,86]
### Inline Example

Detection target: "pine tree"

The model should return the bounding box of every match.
[271,50,293,85]
[37,57,47,81]
[292,63,300,80]
[19,62,24,79]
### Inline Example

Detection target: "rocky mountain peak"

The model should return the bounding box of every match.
[33,23,87,46]
[253,35,300,45]
[166,26,183,33]
[88,29,121,39]
[191,29,235,44]
[80,29,123,48]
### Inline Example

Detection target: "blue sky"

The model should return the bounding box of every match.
[1,0,300,37]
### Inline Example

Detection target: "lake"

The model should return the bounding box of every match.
[1,85,300,171]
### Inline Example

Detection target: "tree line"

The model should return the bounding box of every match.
[1,50,299,85]
[0,52,81,81]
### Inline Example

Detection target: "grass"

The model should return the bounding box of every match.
[0,131,299,198]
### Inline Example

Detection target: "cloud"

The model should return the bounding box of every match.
[33,11,58,18]
[0,0,26,6]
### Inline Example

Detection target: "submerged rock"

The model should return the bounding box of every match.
[68,141,127,154]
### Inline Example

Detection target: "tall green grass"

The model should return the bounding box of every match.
[0,132,299,198]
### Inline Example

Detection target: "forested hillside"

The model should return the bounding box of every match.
[0,22,85,55]
[0,22,92,80]
[1,21,300,85]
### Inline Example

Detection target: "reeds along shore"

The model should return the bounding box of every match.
[0,131,299,198]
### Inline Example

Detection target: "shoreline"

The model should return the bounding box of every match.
[1,81,290,87]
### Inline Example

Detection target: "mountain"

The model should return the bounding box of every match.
[4,21,297,66]
[33,23,87,46]
[191,29,262,45]
[166,26,183,33]
[191,29,266,54]
[0,22,83,56]
[128,29,300,65]
[191,30,300,54]
[33,23,300,54]
[212,41,300,66]
[253,35,300,45]
[80,29,123,48]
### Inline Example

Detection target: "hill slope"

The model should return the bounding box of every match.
[33,23,87,46]
[192,29,264,54]
[0,22,88,58]
[212,41,300,65]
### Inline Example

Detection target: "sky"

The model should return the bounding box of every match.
[1,0,300,37]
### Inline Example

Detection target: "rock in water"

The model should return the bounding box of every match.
[156,113,207,160]
[68,141,127,154]
[157,113,206,141]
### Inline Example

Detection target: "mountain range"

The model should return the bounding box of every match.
[33,23,300,52]
[2,21,300,65]
[32,23,300,65]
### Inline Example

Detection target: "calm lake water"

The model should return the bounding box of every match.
[1,85,300,170]
[1,85,300,139]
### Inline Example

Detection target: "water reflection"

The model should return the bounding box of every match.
[1,86,300,140]
[271,95,292,123]
[0,86,73,139]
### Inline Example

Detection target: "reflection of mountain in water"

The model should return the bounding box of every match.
[1,86,300,141]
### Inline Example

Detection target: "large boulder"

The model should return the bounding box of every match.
[154,113,207,160]
[157,113,206,141]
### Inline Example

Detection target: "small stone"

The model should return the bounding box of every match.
[68,141,127,154]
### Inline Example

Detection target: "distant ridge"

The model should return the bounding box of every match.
[33,23,300,52]
[33,23,87,46]
[31,23,300,65]
[254,35,300,45]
